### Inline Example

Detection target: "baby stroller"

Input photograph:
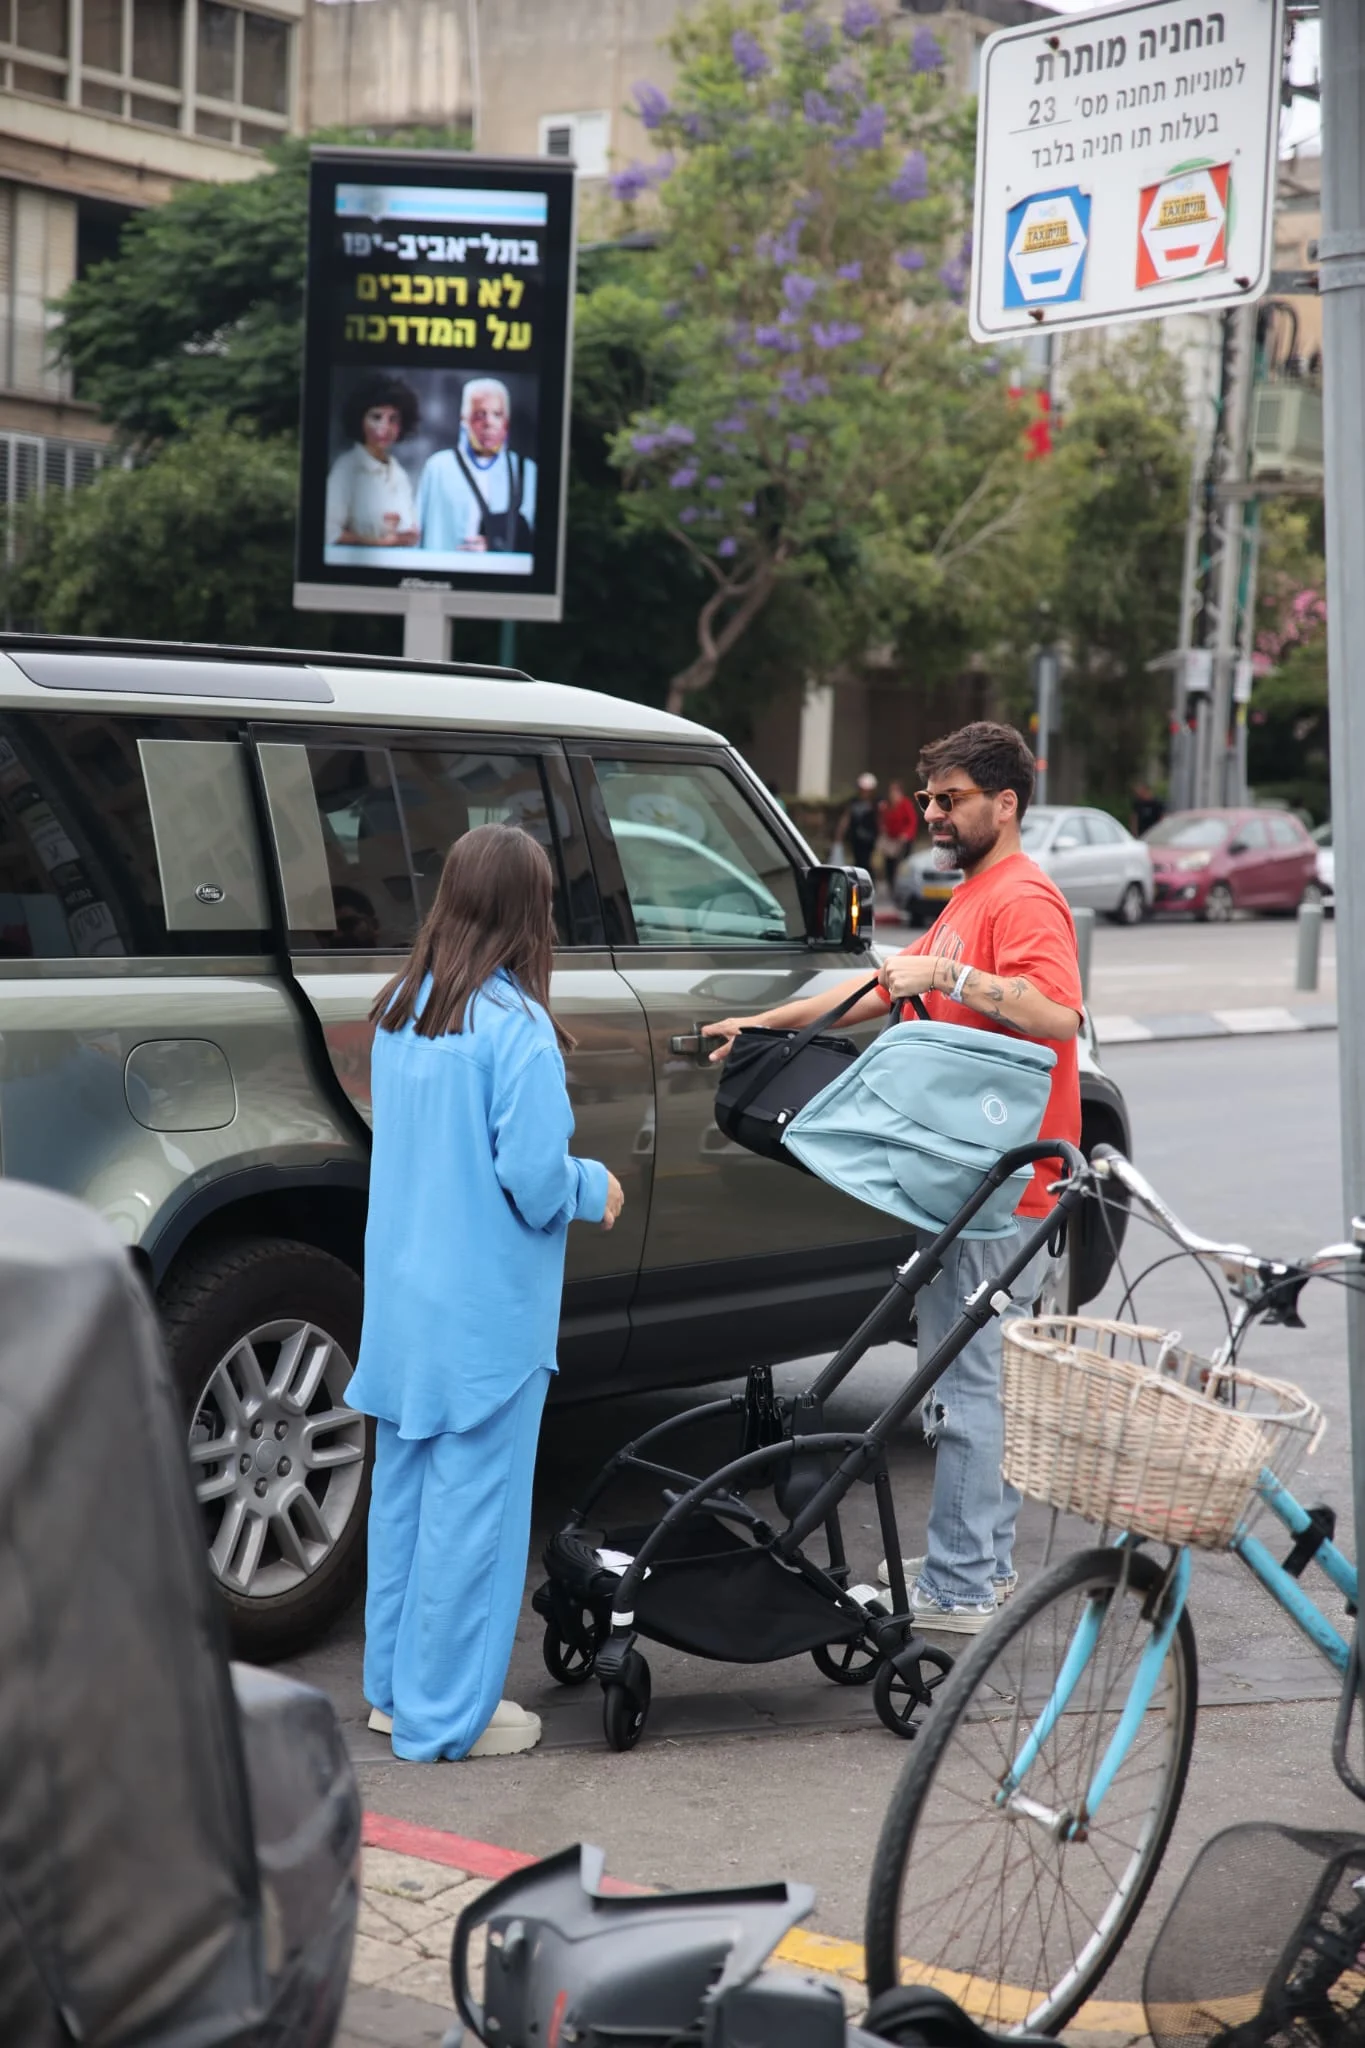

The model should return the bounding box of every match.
[533,1133,1088,1751]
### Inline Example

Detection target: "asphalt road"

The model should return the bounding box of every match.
[297,1030,1363,2021]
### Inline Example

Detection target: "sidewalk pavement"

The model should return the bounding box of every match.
[337,1813,1149,2048]
[1093,1002,1338,1044]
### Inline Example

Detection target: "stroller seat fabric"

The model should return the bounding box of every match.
[782,1020,1056,1238]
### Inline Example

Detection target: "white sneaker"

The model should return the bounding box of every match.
[468,1700,542,1758]
[908,1584,997,1636]
[877,1555,1018,1601]
[368,1706,393,1735]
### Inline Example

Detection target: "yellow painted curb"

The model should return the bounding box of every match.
[773,1928,1148,2037]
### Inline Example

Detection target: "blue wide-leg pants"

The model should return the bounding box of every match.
[362,1367,550,1762]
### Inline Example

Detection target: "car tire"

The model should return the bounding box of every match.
[1301,880,1325,910]
[159,1237,371,1661]
[1200,881,1235,924]
[1109,881,1146,927]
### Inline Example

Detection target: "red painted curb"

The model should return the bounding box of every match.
[363,1811,535,1882]
[362,1812,645,1894]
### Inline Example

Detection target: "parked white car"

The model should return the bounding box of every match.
[1313,821,1334,911]
[893,805,1154,926]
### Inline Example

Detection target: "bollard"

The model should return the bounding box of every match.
[1073,905,1095,1005]
[1296,899,1324,992]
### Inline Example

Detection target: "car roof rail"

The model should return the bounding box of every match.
[0,631,534,684]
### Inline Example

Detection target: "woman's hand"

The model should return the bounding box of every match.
[601,1171,625,1232]
[703,1018,748,1064]
[880,954,944,1004]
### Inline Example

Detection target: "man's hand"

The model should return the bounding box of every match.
[703,1018,748,1064]
[601,1171,625,1232]
[880,955,946,1004]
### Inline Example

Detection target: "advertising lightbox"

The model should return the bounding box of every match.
[294,148,577,625]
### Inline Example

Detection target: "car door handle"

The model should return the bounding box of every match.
[669,1028,706,1057]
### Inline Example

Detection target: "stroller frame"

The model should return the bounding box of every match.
[533,1139,1088,1750]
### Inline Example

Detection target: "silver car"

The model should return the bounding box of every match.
[895,806,1153,927]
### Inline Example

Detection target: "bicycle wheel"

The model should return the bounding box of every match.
[865,1545,1197,2037]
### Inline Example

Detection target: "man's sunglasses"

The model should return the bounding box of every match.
[915,786,994,815]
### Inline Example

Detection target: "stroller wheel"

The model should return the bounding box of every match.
[812,1636,880,1686]
[602,1652,651,1753]
[542,1607,601,1687]
[873,1641,953,1739]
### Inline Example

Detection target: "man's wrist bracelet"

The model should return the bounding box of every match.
[950,965,973,1005]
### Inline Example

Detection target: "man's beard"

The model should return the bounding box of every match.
[931,818,999,873]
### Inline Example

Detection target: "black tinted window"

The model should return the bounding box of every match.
[301,746,418,950]
[391,749,572,943]
[0,710,267,959]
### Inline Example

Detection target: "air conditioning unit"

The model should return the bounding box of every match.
[1250,378,1324,483]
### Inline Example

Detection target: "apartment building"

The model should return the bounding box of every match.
[0,0,302,511]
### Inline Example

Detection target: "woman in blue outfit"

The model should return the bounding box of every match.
[346,824,624,1762]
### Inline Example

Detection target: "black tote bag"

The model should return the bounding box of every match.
[713,977,927,1169]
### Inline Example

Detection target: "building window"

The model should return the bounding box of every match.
[0,184,77,400]
[0,0,292,144]
[538,110,611,180]
[0,432,113,510]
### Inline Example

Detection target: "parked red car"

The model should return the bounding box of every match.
[1145,808,1320,920]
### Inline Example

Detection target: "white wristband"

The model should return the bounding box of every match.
[950,965,972,1005]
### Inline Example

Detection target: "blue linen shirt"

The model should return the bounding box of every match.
[347,971,609,1437]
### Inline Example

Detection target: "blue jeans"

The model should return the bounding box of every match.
[912,1228,1054,1608]
[363,1367,550,1761]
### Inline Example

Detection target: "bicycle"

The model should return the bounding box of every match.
[864,1146,1365,2038]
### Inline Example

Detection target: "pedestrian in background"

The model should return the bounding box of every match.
[1131,782,1165,838]
[347,824,624,1762]
[836,771,880,872]
[878,778,919,892]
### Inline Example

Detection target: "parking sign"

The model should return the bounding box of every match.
[970,0,1283,342]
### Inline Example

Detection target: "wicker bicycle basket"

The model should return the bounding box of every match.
[1000,1317,1323,1551]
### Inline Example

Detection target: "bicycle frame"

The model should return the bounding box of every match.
[1000,1471,1358,1839]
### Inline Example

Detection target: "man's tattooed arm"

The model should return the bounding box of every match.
[951,966,1081,1041]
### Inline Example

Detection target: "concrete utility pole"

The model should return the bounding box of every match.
[1319,0,1365,1575]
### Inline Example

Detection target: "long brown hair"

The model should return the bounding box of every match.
[372,823,572,1048]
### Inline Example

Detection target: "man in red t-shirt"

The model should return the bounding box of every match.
[705,722,1082,1632]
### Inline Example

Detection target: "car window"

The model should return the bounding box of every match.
[1018,813,1055,850]
[1268,817,1301,848]
[0,710,270,960]
[1085,813,1124,844]
[300,746,418,949]
[592,759,803,945]
[1052,814,1086,848]
[1235,818,1269,850]
[390,749,573,943]
[1146,816,1230,848]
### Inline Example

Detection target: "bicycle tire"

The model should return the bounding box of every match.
[865,1545,1197,2036]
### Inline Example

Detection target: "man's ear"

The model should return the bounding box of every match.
[998,789,1020,823]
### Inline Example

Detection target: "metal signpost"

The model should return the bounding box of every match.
[293,148,578,663]
[1319,0,1365,1611]
[970,0,1284,344]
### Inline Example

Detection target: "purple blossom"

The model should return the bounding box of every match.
[634,81,670,129]
[778,307,801,326]
[680,506,700,524]
[960,230,974,263]
[631,431,663,454]
[754,324,802,352]
[670,465,699,488]
[897,247,926,271]
[803,19,832,53]
[783,270,819,309]
[836,260,863,281]
[662,423,696,446]
[838,101,886,153]
[811,319,864,348]
[693,261,708,279]
[718,536,738,557]
[680,111,709,140]
[662,298,682,318]
[740,499,756,515]
[731,28,770,79]
[781,369,830,401]
[705,474,726,490]
[911,25,944,71]
[939,259,966,301]
[610,163,652,203]
[735,349,761,367]
[780,0,813,11]
[792,193,818,216]
[803,87,838,124]
[827,58,863,96]
[843,0,879,38]
[887,149,928,202]
[714,415,746,436]
[788,434,810,452]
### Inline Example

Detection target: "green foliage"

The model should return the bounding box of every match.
[1248,497,1328,815]
[1030,335,1191,799]
[605,0,1046,710]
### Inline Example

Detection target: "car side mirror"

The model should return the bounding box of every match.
[1228,838,1248,855]
[1054,834,1082,851]
[802,864,873,950]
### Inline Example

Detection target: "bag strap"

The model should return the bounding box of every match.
[726,976,927,1118]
